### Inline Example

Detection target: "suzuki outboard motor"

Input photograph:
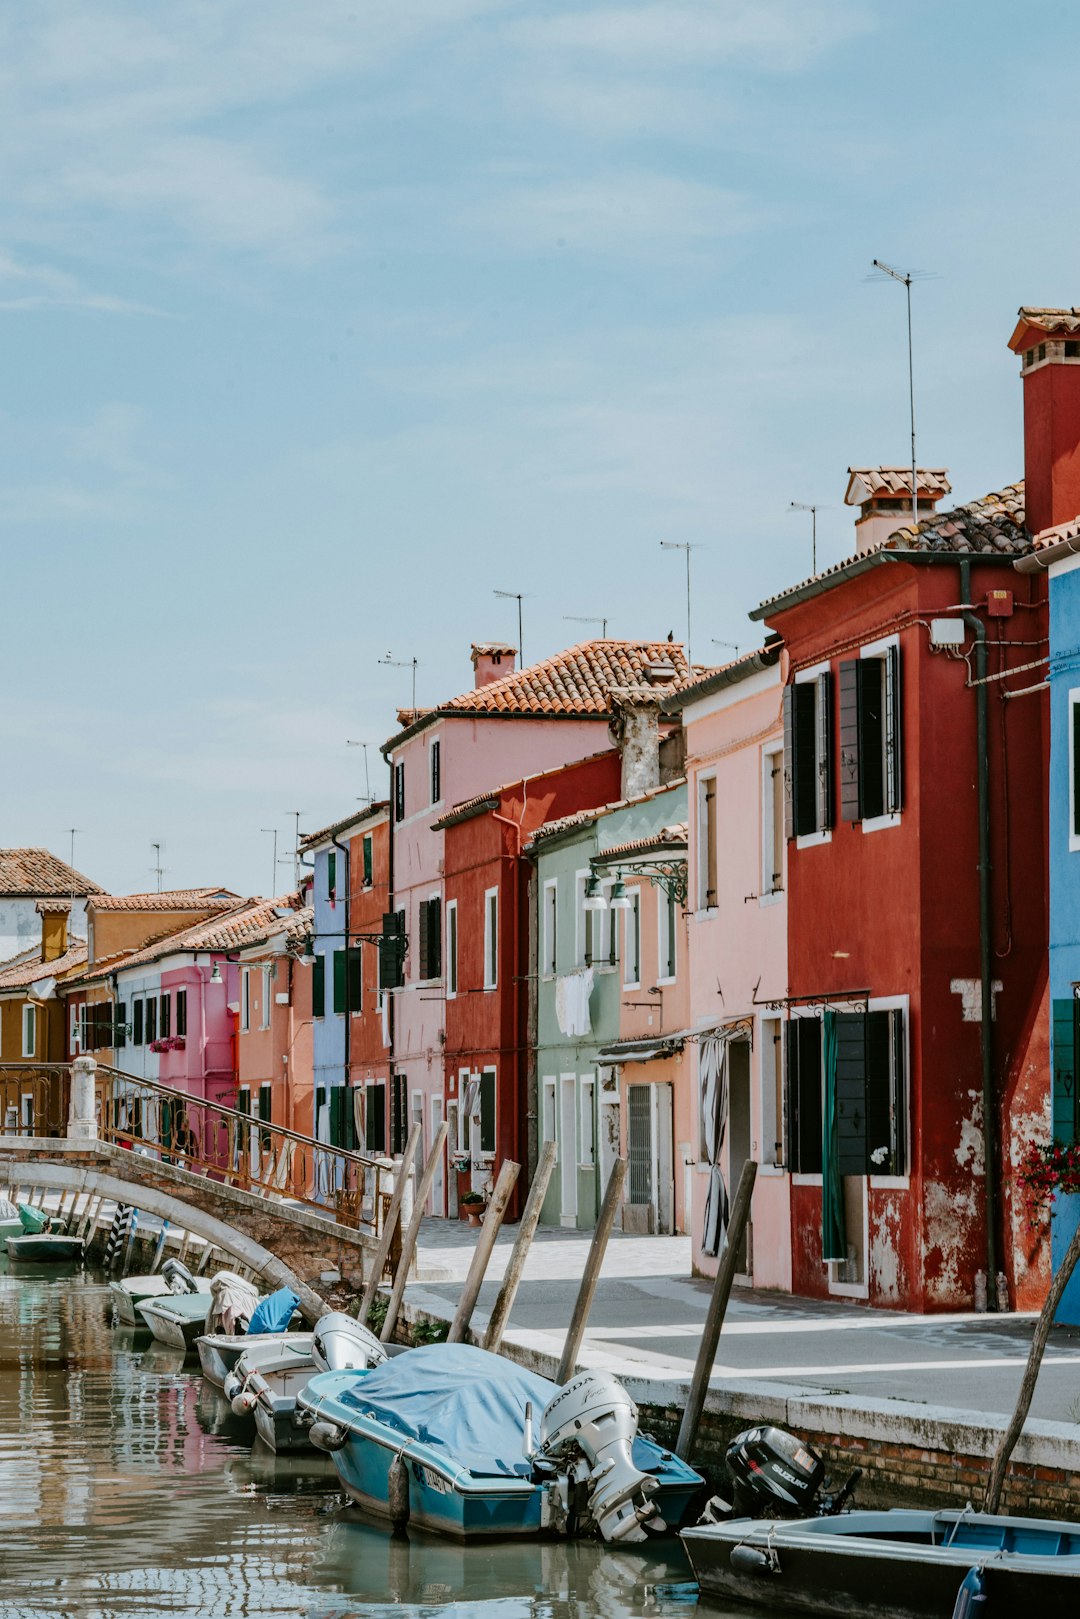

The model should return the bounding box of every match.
[538,1371,659,1543]
[311,1312,388,1373]
[161,1258,198,1295]
[725,1426,859,1519]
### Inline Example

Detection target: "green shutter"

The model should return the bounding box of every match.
[312,954,325,1018]
[363,834,373,886]
[327,851,336,899]
[1052,998,1079,1142]
[333,949,346,1014]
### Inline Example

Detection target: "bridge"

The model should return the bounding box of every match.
[0,1058,401,1319]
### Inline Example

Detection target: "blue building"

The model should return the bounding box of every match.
[301,811,368,1157]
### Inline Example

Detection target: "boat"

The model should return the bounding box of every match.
[226,1313,387,1453]
[137,1269,259,1351]
[297,1342,703,1543]
[0,1195,22,1239]
[197,1329,313,1389]
[5,1201,84,1264]
[680,1507,1080,1616]
[111,1256,201,1328]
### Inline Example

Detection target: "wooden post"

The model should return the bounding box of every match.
[484,1140,557,1353]
[556,1156,627,1385]
[985,1216,1080,1513]
[675,1157,758,1462]
[447,1159,521,1344]
[358,1123,422,1322]
[379,1121,449,1343]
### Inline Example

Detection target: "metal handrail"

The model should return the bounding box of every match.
[0,1063,70,1138]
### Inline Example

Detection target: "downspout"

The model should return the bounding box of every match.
[492,801,528,1205]
[959,557,998,1304]
[330,830,352,1087]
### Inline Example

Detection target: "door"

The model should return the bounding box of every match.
[626,1084,654,1233]
[728,1040,753,1276]
[559,1075,577,1226]
[430,1096,444,1215]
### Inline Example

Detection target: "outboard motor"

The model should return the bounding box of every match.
[537,1371,659,1543]
[725,1426,860,1519]
[311,1312,388,1373]
[161,1258,198,1295]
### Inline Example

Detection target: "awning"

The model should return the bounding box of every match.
[595,1035,683,1065]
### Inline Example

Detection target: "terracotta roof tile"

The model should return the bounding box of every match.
[1031,515,1080,552]
[0,849,106,897]
[1015,307,1080,337]
[77,895,308,983]
[0,940,88,991]
[845,467,951,504]
[596,823,688,861]
[470,642,517,657]
[527,778,688,849]
[89,887,238,913]
[299,801,390,851]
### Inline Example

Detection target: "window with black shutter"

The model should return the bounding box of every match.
[333,949,347,1015]
[785,1016,823,1173]
[176,989,187,1037]
[327,851,337,901]
[366,1082,387,1153]
[145,997,157,1045]
[839,647,902,823]
[783,673,833,839]
[479,1068,496,1154]
[160,993,171,1038]
[114,1001,127,1051]
[132,999,144,1046]
[834,1008,907,1175]
[394,761,405,822]
[430,738,441,805]
[378,911,406,990]
[312,953,325,1018]
[362,834,373,887]
[418,896,442,979]
[1052,997,1080,1143]
[347,946,362,1013]
[390,1073,408,1154]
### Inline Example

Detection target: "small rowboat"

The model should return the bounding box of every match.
[6,1203,84,1264]
[136,1292,214,1349]
[197,1330,314,1390]
[680,1507,1080,1617]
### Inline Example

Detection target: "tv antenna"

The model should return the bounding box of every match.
[711,639,743,658]
[286,810,305,883]
[563,614,609,638]
[66,827,84,905]
[660,541,698,664]
[790,502,826,575]
[346,740,373,805]
[868,260,937,528]
[151,841,165,893]
[493,590,527,664]
[379,652,419,712]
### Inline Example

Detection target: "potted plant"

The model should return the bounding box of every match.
[460,1190,486,1228]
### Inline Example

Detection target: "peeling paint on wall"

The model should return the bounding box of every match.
[954,1090,985,1177]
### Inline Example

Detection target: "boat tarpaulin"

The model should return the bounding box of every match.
[340,1343,556,1478]
[247,1288,299,1336]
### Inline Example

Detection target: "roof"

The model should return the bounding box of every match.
[89,887,238,913]
[594,823,688,862]
[1017,514,1080,573]
[845,467,951,505]
[430,748,618,833]
[0,849,106,898]
[471,642,517,658]
[383,640,695,750]
[0,939,88,993]
[661,644,781,712]
[527,777,687,851]
[299,801,390,852]
[76,894,309,984]
[752,482,1028,620]
[1010,307,1080,346]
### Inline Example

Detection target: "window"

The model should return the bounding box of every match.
[698,774,718,909]
[312,953,325,1018]
[362,833,373,888]
[114,1001,127,1050]
[333,949,347,1015]
[479,1068,496,1154]
[785,1009,907,1177]
[418,895,442,980]
[839,642,902,825]
[623,890,641,987]
[762,745,785,895]
[145,996,157,1046]
[366,1082,388,1154]
[176,989,187,1037]
[347,947,362,1014]
[575,871,594,967]
[394,761,405,822]
[132,999,144,1046]
[160,992,171,1038]
[378,910,406,991]
[761,1017,783,1166]
[327,851,337,901]
[543,880,558,976]
[70,1005,80,1054]
[457,1069,471,1150]
[1052,998,1080,1143]
[21,1004,36,1058]
[258,1083,273,1155]
[261,965,272,1028]
[579,1077,595,1167]
[241,969,251,1032]
[389,1074,408,1155]
[1070,690,1080,851]
[542,1077,556,1145]
[602,883,619,969]
[785,1016,823,1173]
[783,670,833,839]
[483,888,498,989]
[657,885,677,981]
[430,738,441,804]
[445,900,458,997]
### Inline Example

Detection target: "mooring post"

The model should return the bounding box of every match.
[675,1157,758,1462]
[447,1158,521,1344]
[379,1121,449,1343]
[67,1055,98,1142]
[556,1156,627,1385]
[359,1122,422,1323]
[483,1140,557,1354]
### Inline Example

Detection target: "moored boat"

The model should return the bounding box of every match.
[197,1330,314,1389]
[6,1202,84,1264]
[136,1290,214,1349]
[226,1313,387,1453]
[680,1508,1080,1617]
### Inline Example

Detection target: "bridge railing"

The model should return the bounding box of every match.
[0,1064,70,1138]
[92,1065,395,1234]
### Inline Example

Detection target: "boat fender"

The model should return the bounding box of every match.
[231,1387,258,1417]
[387,1454,410,1527]
[951,1567,987,1619]
[309,1420,348,1453]
[730,1543,781,1577]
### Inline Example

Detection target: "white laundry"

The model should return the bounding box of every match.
[207,1271,260,1335]
[555,968,594,1038]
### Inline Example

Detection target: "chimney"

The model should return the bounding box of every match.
[1008,308,1080,536]
[470,643,517,689]
[844,467,951,555]
[35,899,70,963]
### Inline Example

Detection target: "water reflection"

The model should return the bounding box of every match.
[0,1263,736,1619]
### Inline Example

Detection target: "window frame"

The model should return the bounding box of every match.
[542,879,558,978]
[579,1075,596,1167]
[393,761,405,823]
[697,772,718,911]
[429,736,442,806]
[857,634,902,834]
[788,660,833,848]
[445,899,458,999]
[656,883,677,984]
[1070,687,1080,854]
[326,850,337,901]
[362,833,374,888]
[761,741,785,904]
[241,968,251,1032]
[622,888,641,989]
[176,988,187,1037]
[479,1067,496,1155]
[261,965,272,1028]
[483,887,499,990]
[21,1003,36,1058]
[574,868,592,969]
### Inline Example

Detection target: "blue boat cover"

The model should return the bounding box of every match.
[247,1288,299,1336]
[340,1343,557,1478]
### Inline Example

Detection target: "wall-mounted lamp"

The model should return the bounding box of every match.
[608,880,631,912]
[583,877,606,912]
[210,962,223,984]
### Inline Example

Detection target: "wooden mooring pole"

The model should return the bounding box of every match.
[675,1157,758,1463]
[447,1159,521,1343]
[358,1122,422,1324]
[379,1121,449,1343]
[556,1156,627,1386]
[484,1139,557,1354]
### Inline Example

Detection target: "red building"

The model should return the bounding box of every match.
[344,804,396,1154]
[435,750,623,1218]
[752,471,1049,1313]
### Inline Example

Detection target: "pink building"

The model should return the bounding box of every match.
[663,645,792,1286]
[382,639,691,1214]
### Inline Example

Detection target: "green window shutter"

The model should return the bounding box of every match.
[363,835,373,887]
[838,659,861,822]
[791,683,818,837]
[347,947,362,1012]
[787,1017,823,1175]
[312,954,325,1018]
[1052,998,1079,1142]
[379,911,405,990]
[418,899,430,978]
[885,644,903,813]
[114,1001,127,1051]
[782,685,795,841]
[327,851,336,900]
[817,670,834,832]
[480,1069,496,1154]
[333,949,346,1014]
[429,896,441,978]
[834,1012,868,1177]
[367,1084,387,1153]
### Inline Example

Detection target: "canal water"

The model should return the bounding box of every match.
[0,1263,747,1619]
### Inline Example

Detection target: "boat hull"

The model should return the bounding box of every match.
[137,1295,212,1349]
[6,1234,84,1263]
[110,1277,173,1327]
[198,1331,314,1389]
[681,1510,1080,1618]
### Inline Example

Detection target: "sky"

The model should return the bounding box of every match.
[0,0,1073,898]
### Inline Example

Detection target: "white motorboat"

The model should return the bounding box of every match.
[197,1330,314,1389]
[226,1313,387,1454]
[111,1257,202,1327]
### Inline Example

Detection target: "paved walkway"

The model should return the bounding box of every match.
[411,1220,1080,1426]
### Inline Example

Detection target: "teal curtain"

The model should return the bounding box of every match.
[821,1010,847,1262]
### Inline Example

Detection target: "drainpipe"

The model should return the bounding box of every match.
[959,557,998,1304]
[330,830,352,1088]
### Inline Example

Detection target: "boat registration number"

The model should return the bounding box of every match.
[413,1463,450,1494]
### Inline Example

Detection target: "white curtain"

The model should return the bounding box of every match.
[701,1034,730,1258]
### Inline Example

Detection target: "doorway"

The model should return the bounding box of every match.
[559,1075,577,1226]
[625,1081,675,1235]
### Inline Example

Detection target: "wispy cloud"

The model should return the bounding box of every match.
[0,249,164,315]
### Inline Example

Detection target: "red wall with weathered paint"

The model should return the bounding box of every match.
[770,556,1048,1312]
[348,813,391,1087]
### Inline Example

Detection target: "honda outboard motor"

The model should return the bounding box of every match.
[538,1371,659,1543]
[161,1258,198,1295]
[725,1426,859,1519]
[311,1312,388,1373]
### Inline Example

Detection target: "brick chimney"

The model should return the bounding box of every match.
[470,643,517,689]
[844,467,951,554]
[1008,308,1080,536]
[35,899,70,963]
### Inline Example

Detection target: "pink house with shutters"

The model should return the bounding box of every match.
[381,640,693,1215]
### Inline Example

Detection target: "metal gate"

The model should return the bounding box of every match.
[627,1085,653,1207]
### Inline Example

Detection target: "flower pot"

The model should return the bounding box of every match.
[465,1207,485,1227]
